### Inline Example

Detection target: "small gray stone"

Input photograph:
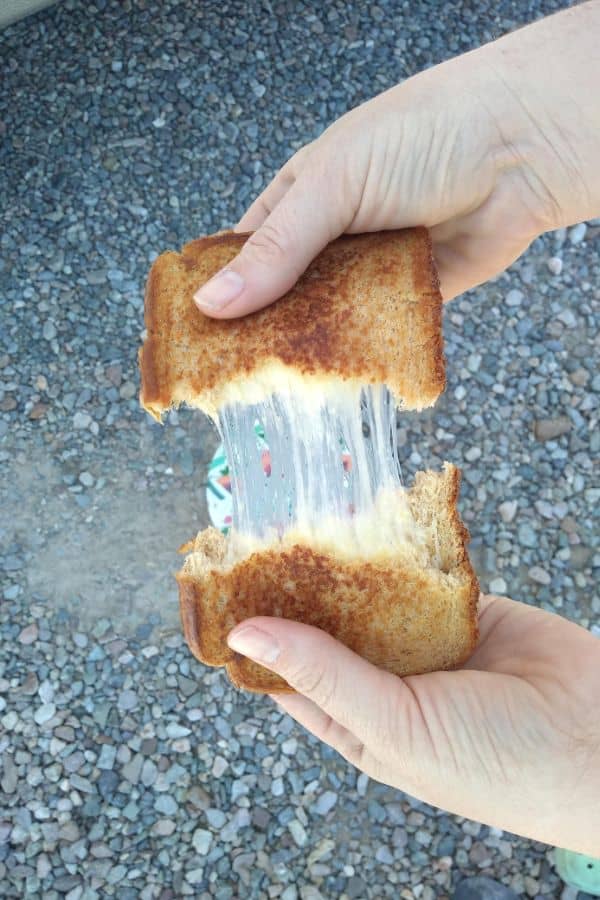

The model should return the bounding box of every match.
[346,876,367,899]
[498,501,517,524]
[2,711,18,731]
[205,808,227,828]
[155,795,178,815]
[517,523,537,549]
[186,868,205,885]
[43,321,57,340]
[63,751,85,773]
[34,703,56,725]
[220,809,250,842]
[375,845,394,864]
[18,624,39,645]
[489,577,507,595]
[505,289,523,307]
[547,256,563,275]
[569,222,587,244]
[1,756,18,793]
[152,818,176,837]
[453,876,519,900]
[97,745,117,770]
[141,759,158,786]
[192,828,212,855]
[121,753,144,784]
[117,690,138,711]
[212,756,228,778]
[165,722,191,739]
[288,819,307,847]
[528,566,551,586]
[557,309,577,328]
[231,778,250,802]
[69,774,95,794]
[312,790,337,816]
[534,416,571,441]
[73,411,92,429]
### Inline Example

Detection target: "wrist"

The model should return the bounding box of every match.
[482,3,600,232]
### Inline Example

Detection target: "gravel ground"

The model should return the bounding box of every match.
[1,0,598,898]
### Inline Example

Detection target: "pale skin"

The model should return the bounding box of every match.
[194,3,600,853]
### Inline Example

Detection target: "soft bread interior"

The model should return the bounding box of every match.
[182,463,465,580]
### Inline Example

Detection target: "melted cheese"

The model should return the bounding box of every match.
[214,378,428,560]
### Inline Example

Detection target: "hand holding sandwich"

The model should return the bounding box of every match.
[194,2,600,316]
[227,594,600,854]
[194,1,600,854]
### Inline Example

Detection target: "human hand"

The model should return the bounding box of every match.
[195,2,600,317]
[227,594,600,854]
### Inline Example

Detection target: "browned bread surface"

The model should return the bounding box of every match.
[178,464,479,693]
[140,228,445,419]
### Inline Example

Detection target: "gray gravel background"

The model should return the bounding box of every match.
[1,0,598,898]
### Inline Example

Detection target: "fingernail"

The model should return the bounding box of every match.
[194,268,244,310]
[227,626,280,665]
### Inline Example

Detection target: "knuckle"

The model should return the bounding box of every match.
[244,221,289,265]
[288,660,337,707]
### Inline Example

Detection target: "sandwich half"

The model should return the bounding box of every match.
[140,228,479,693]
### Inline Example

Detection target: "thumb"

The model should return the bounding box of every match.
[226,616,413,746]
[193,172,347,319]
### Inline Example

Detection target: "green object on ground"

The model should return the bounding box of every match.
[0,1,58,29]
[555,848,600,896]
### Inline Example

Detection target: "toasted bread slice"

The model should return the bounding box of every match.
[178,464,479,693]
[139,228,445,420]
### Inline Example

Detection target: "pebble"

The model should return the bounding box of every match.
[528,566,551,586]
[534,416,571,441]
[517,524,537,549]
[547,256,563,275]
[453,876,519,900]
[33,704,56,725]
[557,309,577,328]
[186,867,205,884]
[212,756,228,777]
[489,577,507,595]
[498,501,517,524]
[42,321,57,340]
[505,289,523,307]
[312,791,337,816]
[288,819,308,847]
[18,624,39,644]
[2,711,18,731]
[192,828,212,855]
[152,819,176,837]
[568,222,587,244]
[205,808,227,828]
[117,690,138,711]
[97,744,117,770]
[375,845,394,864]
[73,412,92,430]
[165,722,191,739]
[122,753,143,785]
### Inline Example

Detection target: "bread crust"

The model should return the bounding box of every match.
[177,465,479,693]
[139,228,445,419]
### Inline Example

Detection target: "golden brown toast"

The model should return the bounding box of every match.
[139,228,445,420]
[178,464,479,693]
[139,227,479,693]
